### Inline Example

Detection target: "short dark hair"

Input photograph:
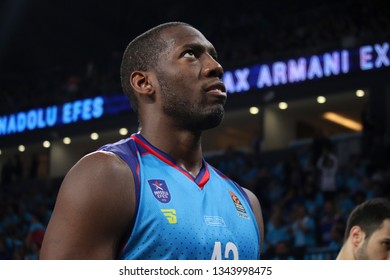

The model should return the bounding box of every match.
[120,22,191,114]
[344,197,390,241]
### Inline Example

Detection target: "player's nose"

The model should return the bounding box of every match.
[202,54,224,79]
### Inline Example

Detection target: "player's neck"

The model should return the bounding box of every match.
[140,128,204,176]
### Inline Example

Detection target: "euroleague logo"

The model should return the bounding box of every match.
[229,190,249,219]
[148,179,171,203]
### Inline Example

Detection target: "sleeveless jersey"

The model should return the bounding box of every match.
[99,133,260,260]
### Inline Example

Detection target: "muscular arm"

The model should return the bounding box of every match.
[40,151,135,259]
[243,188,264,254]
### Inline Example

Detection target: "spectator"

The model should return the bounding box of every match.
[327,221,345,253]
[302,173,324,217]
[335,188,355,219]
[318,200,342,246]
[317,148,339,201]
[264,212,293,258]
[290,202,317,259]
[26,213,45,249]
[271,241,295,260]
[310,128,332,167]
[344,155,366,194]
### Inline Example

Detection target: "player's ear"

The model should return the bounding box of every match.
[350,225,365,247]
[130,71,154,96]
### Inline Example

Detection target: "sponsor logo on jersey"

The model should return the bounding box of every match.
[229,190,249,219]
[148,179,171,203]
[161,209,177,224]
[204,216,226,227]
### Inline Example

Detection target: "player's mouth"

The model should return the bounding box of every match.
[204,81,227,99]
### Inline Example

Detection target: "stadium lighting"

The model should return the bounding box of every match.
[90,132,99,140]
[63,137,72,145]
[249,107,259,115]
[323,112,362,131]
[317,96,326,104]
[119,128,128,136]
[278,102,288,110]
[43,141,51,148]
[356,89,365,97]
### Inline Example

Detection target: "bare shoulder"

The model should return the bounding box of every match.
[58,150,135,210]
[242,188,264,253]
[66,150,133,185]
[40,151,135,259]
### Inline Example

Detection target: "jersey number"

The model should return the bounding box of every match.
[211,241,239,260]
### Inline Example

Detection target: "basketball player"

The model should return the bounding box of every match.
[40,22,264,260]
[336,197,390,260]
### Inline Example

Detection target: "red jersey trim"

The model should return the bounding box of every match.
[130,134,210,189]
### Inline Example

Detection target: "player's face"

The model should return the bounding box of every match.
[154,25,226,131]
[356,219,390,260]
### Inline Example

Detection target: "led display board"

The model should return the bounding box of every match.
[223,42,389,93]
[0,95,130,137]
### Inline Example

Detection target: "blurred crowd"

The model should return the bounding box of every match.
[207,135,390,259]
[1,132,389,259]
[0,178,58,259]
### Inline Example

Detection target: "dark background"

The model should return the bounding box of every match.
[2,0,387,88]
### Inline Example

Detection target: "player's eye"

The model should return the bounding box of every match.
[183,50,197,58]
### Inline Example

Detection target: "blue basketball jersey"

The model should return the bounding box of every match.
[99,133,260,260]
